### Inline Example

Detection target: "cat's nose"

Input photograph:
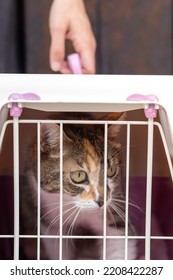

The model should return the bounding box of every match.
[95,199,104,207]
[97,200,104,207]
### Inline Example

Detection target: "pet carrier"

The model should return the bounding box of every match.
[0,69,173,260]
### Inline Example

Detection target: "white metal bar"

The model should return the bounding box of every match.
[125,123,131,259]
[103,123,108,260]
[59,122,63,260]
[13,117,20,260]
[1,234,173,239]
[0,235,15,238]
[37,123,41,260]
[145,118,154,260]
[17,119,150,125]
[0,121,10,152]
[0,107,8,135]
[154,122,173,181]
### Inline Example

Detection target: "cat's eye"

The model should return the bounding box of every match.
[107,164,118,178]
[70,170,88,184]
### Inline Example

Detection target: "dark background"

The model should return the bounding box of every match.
[0,0,172,74]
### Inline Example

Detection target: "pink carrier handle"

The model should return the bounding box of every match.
[126,93,159,118]
[126,94,159,102]
[67,53,82,74]
[8,92,40,101]
[8,93,40,117]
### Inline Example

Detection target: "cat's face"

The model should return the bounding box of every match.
[39,114,123,210]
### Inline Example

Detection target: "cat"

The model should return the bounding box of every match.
[20,112,137,260]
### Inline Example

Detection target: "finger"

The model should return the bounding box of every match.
[49,28,66,72]
[80,49,96,74]
[60,61,73,74]
[74,36,96,74]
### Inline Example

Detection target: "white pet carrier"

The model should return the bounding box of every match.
[0,72,173,261]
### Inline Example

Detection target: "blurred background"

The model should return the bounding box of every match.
[0,0,172,74]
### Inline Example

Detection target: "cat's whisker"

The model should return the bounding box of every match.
[62,207,79,227]
[34,204,60,231]
[109,145,127,158]
[40,202,73,227]
[41,202,60,209]
[44,207,73,234]
[112,201,135,229]
[110,202,137,235]
[59,207,79,236]
[55,206,80,257]
[46,205,77,234]
[111,197,126,205]
[127,221,137,236]
[107,207,117,228]
[49,206,79,256]
[41,200,74,209]
[40,201,75,225]
[40,205,60,222]
[117,144,136,154]
[111,197,144,213]
[46,216,59,235]
[128,199,145,214]
[67,208,81,237]
[109,203,126,223]
[66,208,82,251]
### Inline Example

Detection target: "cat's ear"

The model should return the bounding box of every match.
[40,123,72,153]
[40,123,60,153]
[101,112,125,139]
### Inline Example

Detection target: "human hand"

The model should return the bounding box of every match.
[49,0,96,74]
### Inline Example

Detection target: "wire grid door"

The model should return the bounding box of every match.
[0,115,173,260]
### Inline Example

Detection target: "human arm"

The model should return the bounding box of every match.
[49,0,96,74]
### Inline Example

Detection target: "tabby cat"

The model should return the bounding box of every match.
[20,112,137,260]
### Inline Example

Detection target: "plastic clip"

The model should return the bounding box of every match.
[126,94,159,118]
[8,93,40,117]
[67,53,82,74]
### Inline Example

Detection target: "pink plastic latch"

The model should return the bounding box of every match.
[67,53,82,74]
[144,104,158,118]
[126,94,159,102]
[126,94,159,118]
[8,93,40,101]
[8,93,41,117]
[10,102,23,117]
